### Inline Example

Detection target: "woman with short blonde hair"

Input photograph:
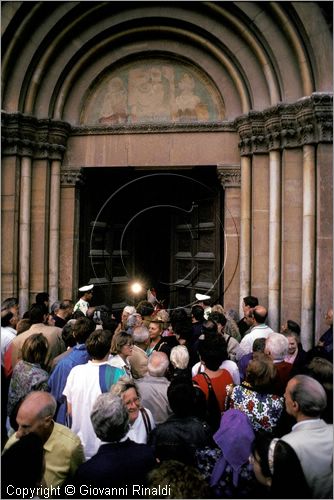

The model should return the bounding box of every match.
[110,376,155,443]
[109,331,134,377]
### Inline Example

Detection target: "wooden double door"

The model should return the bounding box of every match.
[80,167,222,312]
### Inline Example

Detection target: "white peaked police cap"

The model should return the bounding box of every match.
[195,293,211,301]
[78,284,94,292]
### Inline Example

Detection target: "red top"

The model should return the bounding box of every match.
[193,369,233,412]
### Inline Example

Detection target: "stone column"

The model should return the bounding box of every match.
[239,156,252,318]
[216,164,241,311]
[1,155,20,299]
[49,159,61,305]
[30,158,50,304]
[315,143,333,339]
[301,145,316,350]
[19,156,32,316]
[251,154,269,305]
[59,169,83,300]
[268,150,281,331]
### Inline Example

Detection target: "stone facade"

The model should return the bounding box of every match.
[1,2,332,346]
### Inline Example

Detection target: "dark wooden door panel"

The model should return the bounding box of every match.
[170,195,221,309]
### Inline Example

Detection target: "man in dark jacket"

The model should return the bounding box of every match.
[72,393,156,498]
[237,295,258,338]
[149,378,211,465]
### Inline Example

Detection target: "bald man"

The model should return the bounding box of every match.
[282,375,333,498]
[236,305,273,360]
[137,351,173,424]
[3,392,84,488]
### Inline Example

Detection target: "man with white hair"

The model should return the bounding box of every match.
[125,312,143,333]
[72,393,155,492]
[128,325,149,378]
[282,375,333,498]
[122,305,137,322]
[265,332,292,395]
[136,351,172,424]
[114,305,137,334]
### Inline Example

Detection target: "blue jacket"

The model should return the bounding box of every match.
[48,344,90,425]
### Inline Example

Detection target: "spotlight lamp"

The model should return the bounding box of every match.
[131,282,143,295]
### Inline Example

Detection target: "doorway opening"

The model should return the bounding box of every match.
[79,166,222,312]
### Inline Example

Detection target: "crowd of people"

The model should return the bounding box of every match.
[1,287,333,499]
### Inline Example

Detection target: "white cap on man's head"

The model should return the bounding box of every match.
[195,293,211,301]
[79,284,94,292]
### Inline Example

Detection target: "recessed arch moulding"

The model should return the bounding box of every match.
[31,5,271,121]
[60,42,246,126]
[5,2,330,120]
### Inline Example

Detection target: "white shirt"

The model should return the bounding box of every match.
[236,324,273,360]
[63,360,112,459]
[125,407,155,444]
[109,354,131,377]
[291,418,321,431]
[191,359,240,385]
[1,326,16,365]
[73,298,89,316]
[281,419,333,498]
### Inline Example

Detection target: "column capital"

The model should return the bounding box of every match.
[234,93,333,155]
[1,112,71,160]
[217,164,241,188]
[60,168,85,187]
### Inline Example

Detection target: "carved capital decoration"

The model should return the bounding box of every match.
[1,112,71,160]
[217,164,241,188]
[60,168,85,187]
[1,93,332,164]
[235,93,333,155]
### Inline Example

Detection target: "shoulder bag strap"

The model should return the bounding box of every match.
[201,371,213,391]
[140,407,152,436]
[197,362,204,375]
[157,341,168,352]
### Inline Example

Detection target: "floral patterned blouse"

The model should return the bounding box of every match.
[225,382,284,432]
[196,446,257,498]
[7,360,49,418]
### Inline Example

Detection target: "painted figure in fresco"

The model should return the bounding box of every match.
[174,72,209,122]
[99,77,128,124]
[128,65,175,122]
[97,65,215,125]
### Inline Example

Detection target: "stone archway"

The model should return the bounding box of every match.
[2,2,332,345]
